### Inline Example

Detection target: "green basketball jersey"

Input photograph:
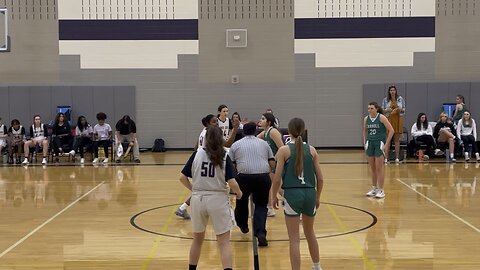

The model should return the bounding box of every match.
[366,113,386,141]
[265,127,279,156]
[282,143,316,189]
[454,103,467,123]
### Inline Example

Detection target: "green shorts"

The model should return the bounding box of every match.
[365,140,385,157]
[283,188,317,217]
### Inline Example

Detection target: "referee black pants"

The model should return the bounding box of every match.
[234,173,271,237]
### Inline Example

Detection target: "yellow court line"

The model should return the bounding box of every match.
[323,199,376,270]
[141,189,190,270]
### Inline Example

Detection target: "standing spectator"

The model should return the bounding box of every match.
[115,115,140,163]
[271,117,324,270]
[179,126,242,270]
[69,116,93,164]
[410,113,435,160]
[453,94,468,125]
[364,102,394,198]
[265,109,280,128]
[7,119,25,164]
[456,111,479,161]
[52,113,73,160]
[382,85,405,164]
[23,115,49,165]
[92,112,112,164]
[433,112,457,162]
[229,122,275,247]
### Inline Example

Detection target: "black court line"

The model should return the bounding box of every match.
[130,202,377,242]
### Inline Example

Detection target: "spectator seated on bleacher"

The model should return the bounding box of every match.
[433,112,459,162]
[456,111,480,162]
[409,113,435,161]
[69,116,94,164]
[7,119,26,164]
[52,113,74,162]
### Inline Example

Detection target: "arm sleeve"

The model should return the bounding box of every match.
[433,124,440,139]
[225,155,235,181]
[181,151,197,178]
[456,120,462,136]
[229,119,233,130]
[29,126,34,138]
[473,120,477,140]
[411,123,421,137]
[450,123,457,137]
[426,124,433,136]
[398,96,404,111]
[382,98,388,110]
[3,126,7,134]
[7,127,12,134]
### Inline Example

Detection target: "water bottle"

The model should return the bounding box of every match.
[418,149,424,163]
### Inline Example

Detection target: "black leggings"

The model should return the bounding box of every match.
[72,137,92,158]
[461,135,478,154]
[94,140,110,158]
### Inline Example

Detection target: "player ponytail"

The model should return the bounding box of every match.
[288,118,305,177]
[205,126,226,169]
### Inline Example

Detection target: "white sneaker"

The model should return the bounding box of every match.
[423,155,429,161]
[103,158,109,163]
[476,153,480,162]
[366,186,377,197]
[41,158,47,165]
[395,158,400,164]
[267,207,276,217]
[93,158,99,163]
[22,158,29,165]
[69,150,76,156]
[465,152,470,162]
[384,158,388,164]
[80,158,85,164]
[375,189,385,198]
[435,149,444,156]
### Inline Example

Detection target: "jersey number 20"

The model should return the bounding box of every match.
[201,162,215,177]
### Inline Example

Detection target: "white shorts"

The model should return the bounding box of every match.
[191,193,235,235]
[0,139,6,147]
[32,137,46,144]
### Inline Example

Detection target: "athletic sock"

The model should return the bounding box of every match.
[313,262,321,270]
[188,264,197,270]
[180,203,188,211]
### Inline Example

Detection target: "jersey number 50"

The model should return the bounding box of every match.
[201,162,215,177]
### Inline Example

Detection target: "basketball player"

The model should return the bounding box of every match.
[257,112,284,217]
[272,118,324,270]
[217,105,233,141]
[176,114,240,219]
[179,126,242,270]
[22,115,49,165]
[363,102,394,198]
[7,119,25,164]
[0,118,8,160]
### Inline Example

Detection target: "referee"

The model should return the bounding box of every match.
[229,121,275,247]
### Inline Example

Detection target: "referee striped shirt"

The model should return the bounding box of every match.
[229,135,274,174]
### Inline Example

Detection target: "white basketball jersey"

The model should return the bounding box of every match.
[11,125,24,140]
[198,128,207,148]
[218,118,231,141]
[0,125,5,136]
[191,148,228,194]
[32,124,45,138]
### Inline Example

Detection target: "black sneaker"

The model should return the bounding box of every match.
[257,234,268,247]
[134,159,141,163]
[239,227,249,234]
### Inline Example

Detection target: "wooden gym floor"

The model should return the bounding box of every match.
[0,150,479,269]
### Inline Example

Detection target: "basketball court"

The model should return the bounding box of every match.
[1,151,479,270]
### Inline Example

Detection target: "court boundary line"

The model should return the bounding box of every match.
[0,181,105,259]
[396,178,480,233]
